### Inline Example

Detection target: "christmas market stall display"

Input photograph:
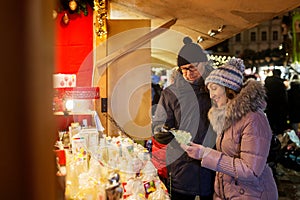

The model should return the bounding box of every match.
[54,121,170,200]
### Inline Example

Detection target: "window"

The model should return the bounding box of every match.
[261,31,267,41]
[250,32,256,41]
[273,31,278,41]
[235,33,241,42]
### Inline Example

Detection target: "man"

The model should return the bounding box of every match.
[264,69,288,135]
[152,37,215,200]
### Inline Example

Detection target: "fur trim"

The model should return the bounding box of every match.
[208,105,226,135]
[209,79,267,132]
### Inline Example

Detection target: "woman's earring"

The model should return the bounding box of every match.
[227,91,235,99]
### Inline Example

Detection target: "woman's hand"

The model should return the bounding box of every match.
[181,142,205,160]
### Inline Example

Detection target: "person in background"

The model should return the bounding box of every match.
[151,82,163,116]
[182,58,278,199]
[150,67,180,185]
[288,75,300,134]
[264,69,288,135]
[152,37,215,200]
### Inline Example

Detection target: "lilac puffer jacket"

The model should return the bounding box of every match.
[202,80,278,200]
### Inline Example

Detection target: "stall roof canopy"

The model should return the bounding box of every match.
[110,0,300,49]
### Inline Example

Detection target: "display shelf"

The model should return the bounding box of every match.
[53,111,95,116]
[54,87,100,99]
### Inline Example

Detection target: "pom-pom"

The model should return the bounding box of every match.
[183,36,192,45]
[228,58,245,73]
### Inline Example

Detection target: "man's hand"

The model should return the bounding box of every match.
[154,131,174,144]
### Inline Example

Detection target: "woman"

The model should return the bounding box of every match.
[182,58,278,199]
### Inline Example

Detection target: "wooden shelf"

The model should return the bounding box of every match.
[53,111,95,116]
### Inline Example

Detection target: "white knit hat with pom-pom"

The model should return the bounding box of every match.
[205,58,245,92]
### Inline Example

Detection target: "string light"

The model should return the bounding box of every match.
[208,54,233,68]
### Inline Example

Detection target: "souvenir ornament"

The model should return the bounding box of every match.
[62,13,70,25]
[53,10,58,19]
[105,173,123,200]
[69,0,78,11]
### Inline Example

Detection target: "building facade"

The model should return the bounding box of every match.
[228,17,283,57]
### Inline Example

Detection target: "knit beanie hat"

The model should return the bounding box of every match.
[177,37,208,67]
[205,58,245,92]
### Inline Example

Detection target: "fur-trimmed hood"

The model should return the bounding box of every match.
[208,79,267,134]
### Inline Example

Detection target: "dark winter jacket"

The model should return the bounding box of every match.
[202,80,278,199]
[265,75,288,111]
[288,81,300,123]
[152,73,215,196]
[264,74,288,135]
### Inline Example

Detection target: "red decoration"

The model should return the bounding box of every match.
[54,5,93,87]
[54,5,94,130]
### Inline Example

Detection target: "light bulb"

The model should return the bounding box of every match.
[65,99,74,111]
[208,30,216,37]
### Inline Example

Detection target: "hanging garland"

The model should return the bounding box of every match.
[94,0,107,37]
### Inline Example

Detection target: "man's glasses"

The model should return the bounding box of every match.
[180,63,199,72]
